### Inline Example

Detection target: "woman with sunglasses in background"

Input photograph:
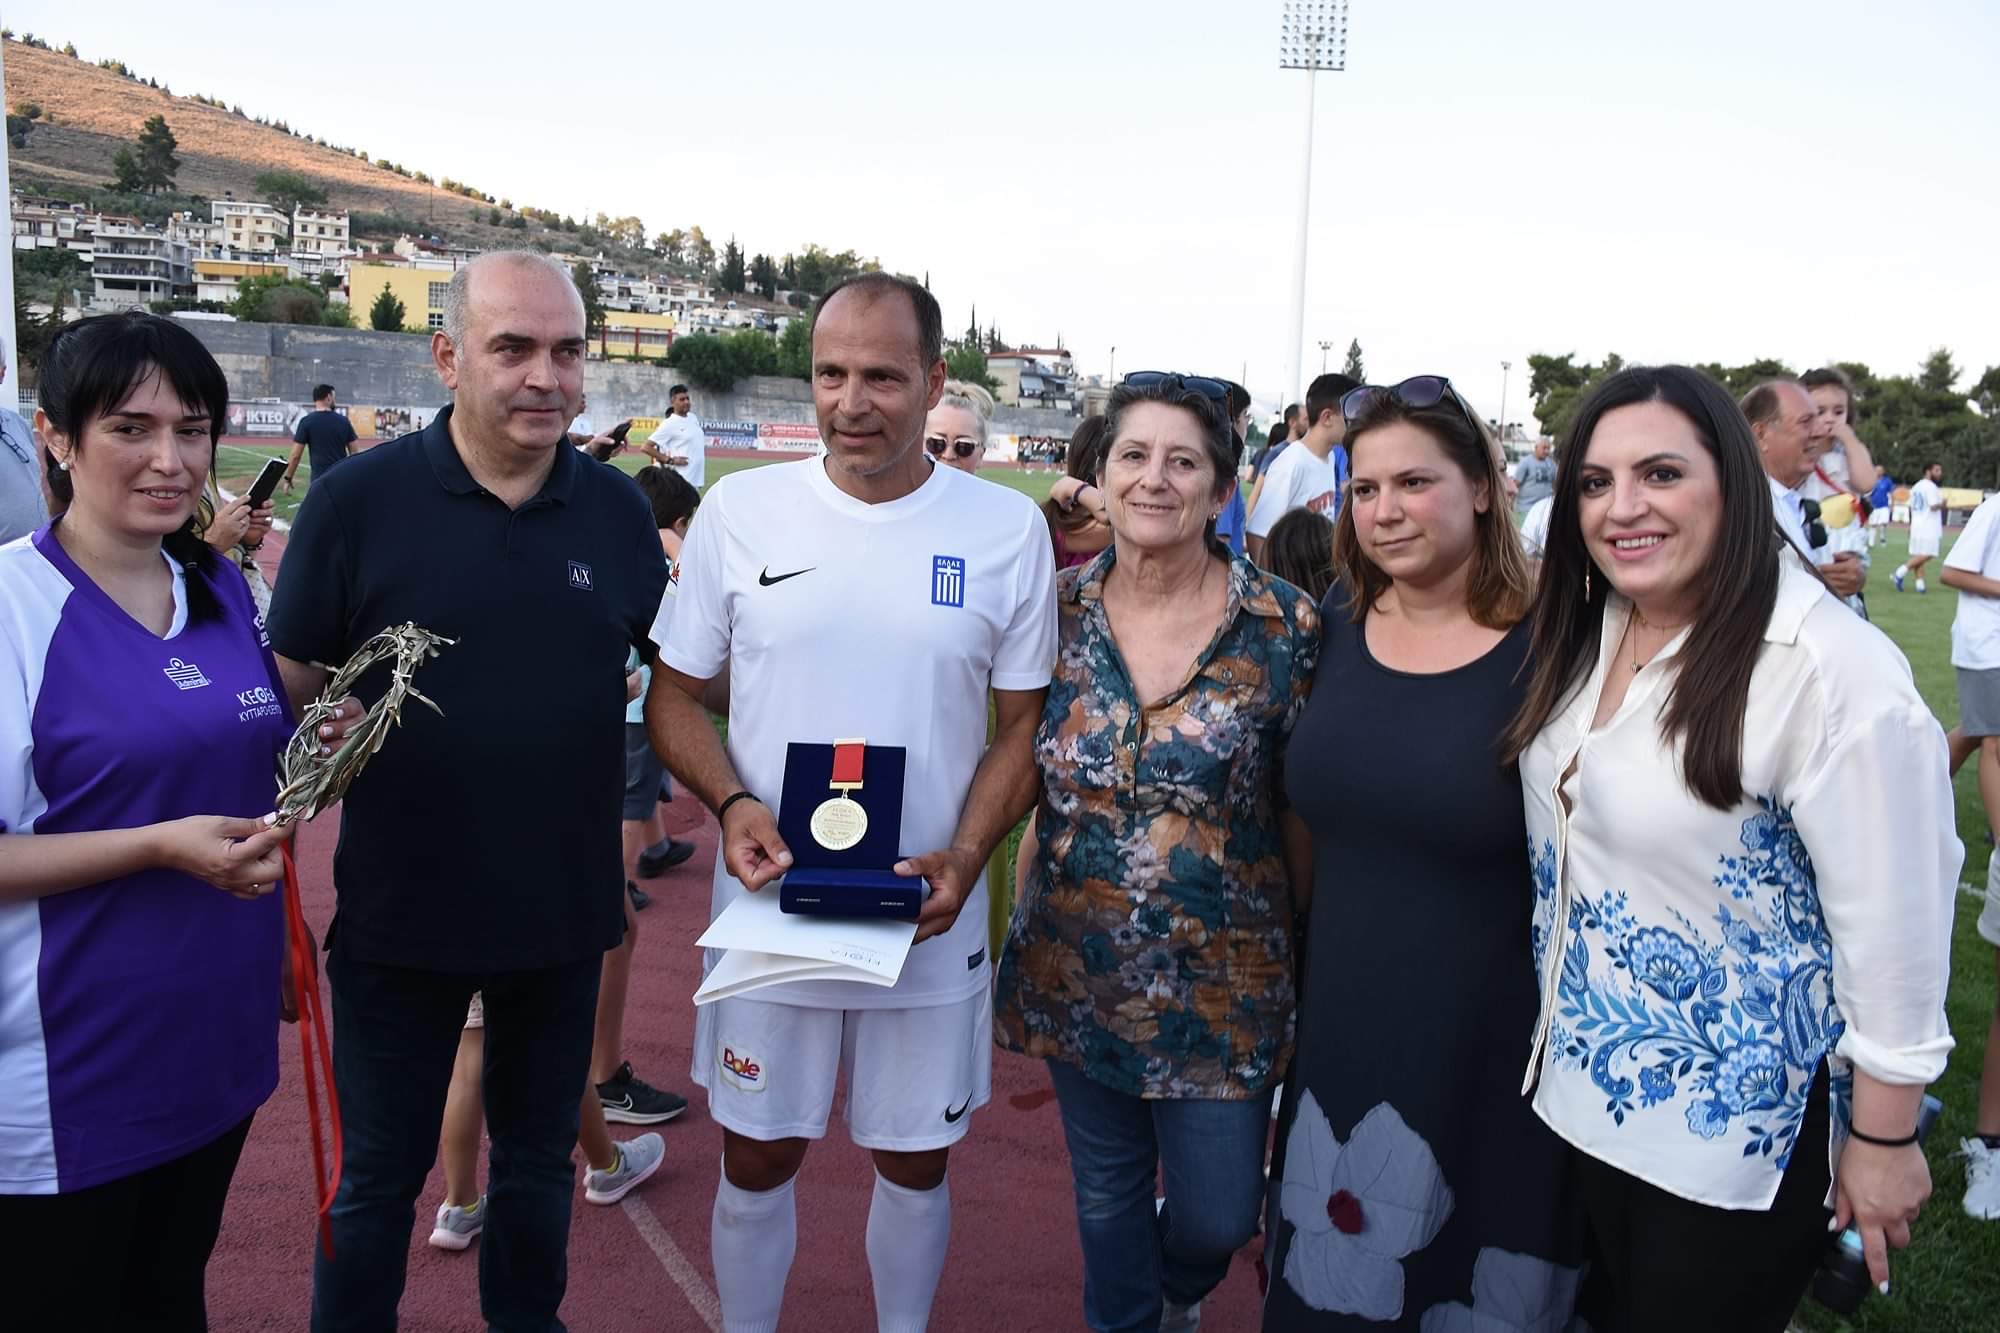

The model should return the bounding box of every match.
[1265,375,1586,1329]
[996,372,1318,1333]
[1503,365,1957,1331]
[924,379,993,476]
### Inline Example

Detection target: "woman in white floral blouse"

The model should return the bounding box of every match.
[1504,364,1960,1331]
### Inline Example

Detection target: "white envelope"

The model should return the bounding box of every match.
[693,888,917,1005]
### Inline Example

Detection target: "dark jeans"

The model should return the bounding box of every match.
[0,1114,253,1331]
[1575,1062,1834,1333]
[309,948,601,1333]
[1046,1060,1274,1332]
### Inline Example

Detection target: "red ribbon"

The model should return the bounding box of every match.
[282,842,342,1258]
[831,740,865,788]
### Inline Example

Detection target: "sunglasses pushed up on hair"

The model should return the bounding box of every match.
[926,436,980,460]
[1340,375,1465,423]
[1121,371,1232,405]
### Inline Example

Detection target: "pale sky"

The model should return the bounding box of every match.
[8,0,1997,429]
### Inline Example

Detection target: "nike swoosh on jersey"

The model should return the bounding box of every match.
[943,1094,972,1124]
[759,566,815,586]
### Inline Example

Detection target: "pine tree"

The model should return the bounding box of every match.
[368,283,407,332]
[1342,339,1365,382]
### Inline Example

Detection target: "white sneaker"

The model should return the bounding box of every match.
[1964,1138,2000,1220]
[428,1196,484,1250]
[1160,1299,1203,1332]
[585,1132,666,1205]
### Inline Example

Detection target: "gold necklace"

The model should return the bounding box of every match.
[1627,608,1690,673]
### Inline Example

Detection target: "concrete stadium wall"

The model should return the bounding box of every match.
[173,321,1083,437]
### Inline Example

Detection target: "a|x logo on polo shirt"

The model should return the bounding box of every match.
[568,560,594,591]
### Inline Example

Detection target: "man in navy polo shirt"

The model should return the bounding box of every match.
[268,251,667,1331]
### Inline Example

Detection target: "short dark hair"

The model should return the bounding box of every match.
[810,272,943,370]
[39,312,230,621]
[312,382,335,403]
[633,464,701,531]
[1097,377,1237,552]
[669,383,689,398]
[1282,402,1303,426]
[1306,372,1362,428]
[1927,460,1943,473]
[1799,366,1856,421]
[1506,365,1782,810]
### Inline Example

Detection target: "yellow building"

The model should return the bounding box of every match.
[598,310,678,360]
[348,263,456,333]
[193,258,289,306]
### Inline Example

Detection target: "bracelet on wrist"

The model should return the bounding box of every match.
[716,790,761,822]
[1847,1123,1921,1147]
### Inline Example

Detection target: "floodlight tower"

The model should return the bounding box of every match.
[1279,1,1348,407]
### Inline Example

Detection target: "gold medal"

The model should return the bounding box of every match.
[811,737,870,850]
[810,795,868,850]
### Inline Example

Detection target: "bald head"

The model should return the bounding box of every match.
[433,250,588,459]
[442,250,584,351]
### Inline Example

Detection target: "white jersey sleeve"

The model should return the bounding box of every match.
[1246,448,1301,539]
[992,507,1058,691]
[658,485,731,680]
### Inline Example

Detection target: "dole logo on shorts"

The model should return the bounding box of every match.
[719,1042,766,1093]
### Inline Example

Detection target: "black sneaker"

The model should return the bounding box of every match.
[627,881,652,912]
[635,838,697,879]
[596,1062,688,1125]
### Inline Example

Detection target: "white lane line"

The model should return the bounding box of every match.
[623,1194,723,1332]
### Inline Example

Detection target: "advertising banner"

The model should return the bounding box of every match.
[757,421,823,452]
[705,419,761,448]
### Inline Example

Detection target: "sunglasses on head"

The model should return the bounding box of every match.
[1122,371,1232,405]
[1340,375,1481,436]
[926,436,979,460]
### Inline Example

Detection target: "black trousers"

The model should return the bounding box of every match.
[0,1114,255,1331]
[1575,1063,1833,1333]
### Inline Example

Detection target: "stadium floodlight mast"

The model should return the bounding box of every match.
[1279,0,1349,407]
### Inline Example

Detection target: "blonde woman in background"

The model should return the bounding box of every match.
[926,379,994,476]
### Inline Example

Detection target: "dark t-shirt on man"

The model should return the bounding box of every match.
[266,406,669,972]
[294,408,360,479]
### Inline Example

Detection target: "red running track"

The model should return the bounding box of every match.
[208,540,1268,1331]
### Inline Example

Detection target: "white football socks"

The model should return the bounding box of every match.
[865,1171,952,1333]
[712,1163,797,1333]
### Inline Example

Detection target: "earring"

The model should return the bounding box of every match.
[57,457,70,472]
[1584,564,1593,601]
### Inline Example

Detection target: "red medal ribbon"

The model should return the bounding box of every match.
[282,843,342,1258]
[830,739,865,789]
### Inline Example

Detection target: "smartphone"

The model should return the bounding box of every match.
[608,420,634,444]
[246,458,287,507]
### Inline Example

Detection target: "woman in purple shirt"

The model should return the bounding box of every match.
[0,314,316,1327]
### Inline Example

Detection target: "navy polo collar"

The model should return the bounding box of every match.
[421,403,578,506]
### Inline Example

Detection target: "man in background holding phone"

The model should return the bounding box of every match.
[633,384,705,489]
[284,383,359,490]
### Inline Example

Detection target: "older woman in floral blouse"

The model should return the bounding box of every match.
[994,373,1320,1333]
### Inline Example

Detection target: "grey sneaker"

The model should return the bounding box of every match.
[1160,1299,1203,1331]
[428,1196,484,1250]
[584,1133,666,1205]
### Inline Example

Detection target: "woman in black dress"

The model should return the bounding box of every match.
[1264,377,1585,1330]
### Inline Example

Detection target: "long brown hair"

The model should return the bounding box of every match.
[1331,391,1533,629]
[1501,365,1784,809]
[1042,415,1111,543]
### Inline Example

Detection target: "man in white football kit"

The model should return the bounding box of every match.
[650,273,1056,1333]
[1897,460,1947,593]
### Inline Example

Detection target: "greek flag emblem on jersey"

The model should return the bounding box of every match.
[163,657,211,690]
[931,556,965,608]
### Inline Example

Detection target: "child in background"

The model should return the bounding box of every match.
[1261,506,1336,604]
